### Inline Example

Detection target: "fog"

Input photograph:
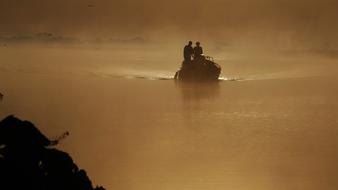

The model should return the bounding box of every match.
[1,44,338,190]
[1,0,338,50]
[1,1,338,190]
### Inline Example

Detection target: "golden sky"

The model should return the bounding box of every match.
[1,0,338,44]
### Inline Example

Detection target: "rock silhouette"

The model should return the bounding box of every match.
[0,115,105,190]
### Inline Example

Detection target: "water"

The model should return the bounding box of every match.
[1,45,338,190]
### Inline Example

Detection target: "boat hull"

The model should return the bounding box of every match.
[174,59,221,82]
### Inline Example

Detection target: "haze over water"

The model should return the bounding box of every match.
[1,0,338,189]
[1,43,338,190]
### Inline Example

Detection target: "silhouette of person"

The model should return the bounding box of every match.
[193,41,203,60]
[183,41,194,61]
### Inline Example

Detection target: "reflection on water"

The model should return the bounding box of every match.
[1,47,338,190]
[176,81,220,101]
[2,70,338,190]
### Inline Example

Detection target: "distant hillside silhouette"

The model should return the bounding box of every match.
[0,33,78,44]
[0,33,148,45]
[107,36,146,44]
[0,115,105,190]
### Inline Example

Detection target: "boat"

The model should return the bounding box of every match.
[174,56,221,82]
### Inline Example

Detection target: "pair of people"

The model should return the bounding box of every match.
[183,41,203,61]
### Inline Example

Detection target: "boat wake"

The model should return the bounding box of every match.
[92,69,314,82]
[93,69,174,80]
[95,71,241,81]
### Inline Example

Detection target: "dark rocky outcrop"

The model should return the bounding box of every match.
[0,115,105,190]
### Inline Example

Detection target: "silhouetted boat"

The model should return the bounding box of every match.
[174,56,221,82]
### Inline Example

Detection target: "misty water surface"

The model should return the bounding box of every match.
[1,44,338,190]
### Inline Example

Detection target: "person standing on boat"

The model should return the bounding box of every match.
[183,41,194,61]
[193,41,203,60]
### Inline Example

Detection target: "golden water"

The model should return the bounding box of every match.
[1,45,338,190]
